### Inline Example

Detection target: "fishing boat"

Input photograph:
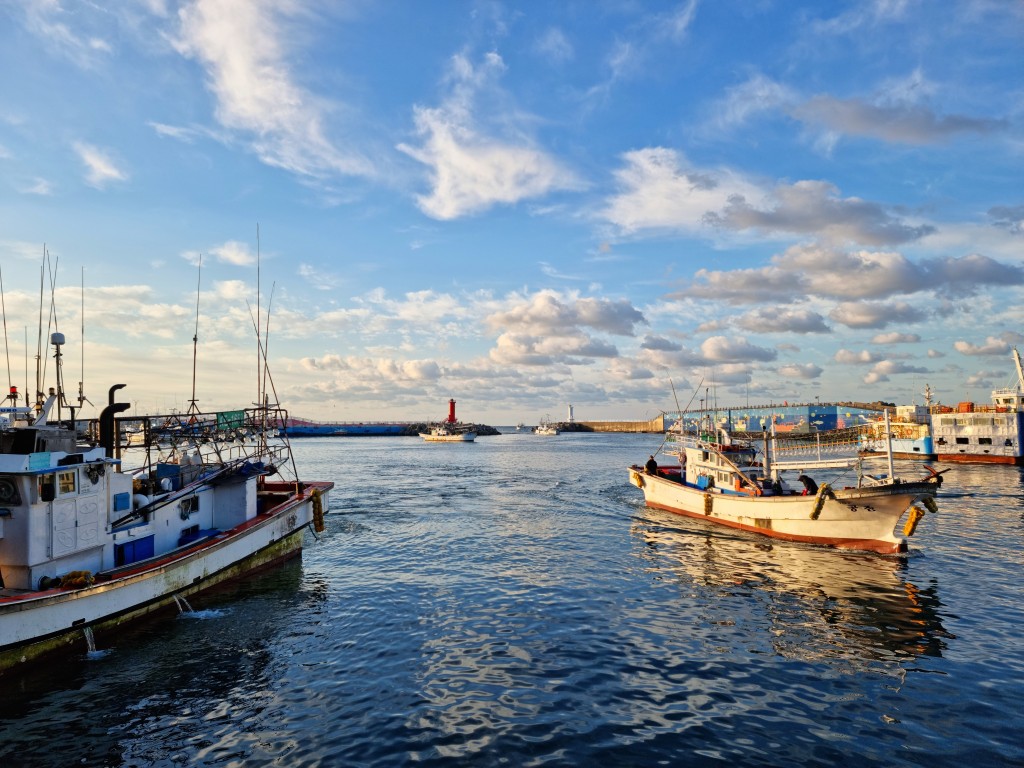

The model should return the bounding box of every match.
[929,347,1024,464]
[420,398,476,442]
[858,408,936,461]
[534,418,559,436]
[628,413,942,554]
[0,331,333,675]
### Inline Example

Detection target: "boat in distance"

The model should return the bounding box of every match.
[629,416,942,555]
[419,398,476,442]
[0,333,333,675]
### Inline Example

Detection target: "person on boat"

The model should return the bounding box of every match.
[797,474,818,495]
[645,455,658,475]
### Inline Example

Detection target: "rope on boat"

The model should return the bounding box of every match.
[311,488,325,533]
[903,505,926,536]
[809,483,834,520]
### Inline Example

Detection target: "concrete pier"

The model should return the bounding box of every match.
[578,414,665,433]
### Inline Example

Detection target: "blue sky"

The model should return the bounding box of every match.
[0,0,1022,424]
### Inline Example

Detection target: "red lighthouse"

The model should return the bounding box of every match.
[447,398,457,424]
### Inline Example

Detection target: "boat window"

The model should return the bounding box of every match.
[58,470,77,495]
[955,437,970,445]
[1006,439,1014,447]
[979,437,992,445]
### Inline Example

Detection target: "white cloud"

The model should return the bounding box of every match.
[398,52,579,220]
[954,337,1011,356]
[601,148,765,235]
[73,142,128,188]
[210,241,255,266]
[173,0,373,179]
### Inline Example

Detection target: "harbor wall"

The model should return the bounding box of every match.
[578,414,666,433]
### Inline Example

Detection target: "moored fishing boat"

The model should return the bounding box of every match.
[629,414,942,554]
[858,410,936,461]
[420,398,476,442]
[929,347,1024,464]
[0,336,333,675]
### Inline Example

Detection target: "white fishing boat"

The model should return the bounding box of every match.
[0,333,333,675]
[534,418,559,436]
[858,408,936,461]
[420,398,476,442]
[629,413,942,554]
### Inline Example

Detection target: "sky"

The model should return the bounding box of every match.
[0,0,1022,425]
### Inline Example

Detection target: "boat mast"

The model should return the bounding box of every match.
[1013,347,1024,393]
[187,255,201,416]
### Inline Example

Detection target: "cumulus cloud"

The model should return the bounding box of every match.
[640,335,682,352]
[791,95,1007,145]
[778,363,823,380]
[872,332,920,344]
[701,336,777,363]
[863,359,931,385]
[398,52,578,220]
[601,148,765,235]
[735,307,830,334]
[173,0,373,179]
[485,290,645,337]
[484,290,644,366]
[954,337,1011,356]
[684,245,1023,306]
[73,142,128,188]
[922,253,1024,296]
[704,180,934,246]
[829,300,926,329]
[210,241,256,266]
[834,349,880,365]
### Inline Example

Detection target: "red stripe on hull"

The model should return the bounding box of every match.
[936,453,1023,465]
[643,500,907,555]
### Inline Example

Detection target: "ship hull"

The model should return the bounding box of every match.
[629,468,936,555]
[0,481,331,675]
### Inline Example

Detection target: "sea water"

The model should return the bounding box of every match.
[1,432,1022,767]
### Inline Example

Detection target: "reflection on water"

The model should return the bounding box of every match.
[631,508,951,663]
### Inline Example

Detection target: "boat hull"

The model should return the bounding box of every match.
[420,432,476,442]
[0,481,331,675]
[628,468,936,554]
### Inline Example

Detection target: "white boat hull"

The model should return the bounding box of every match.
[0,482,330,673]
[420,432,476,442]
[628,467,936,554]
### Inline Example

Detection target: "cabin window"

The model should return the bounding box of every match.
[978,437,993,445]
[58,470,77,495]
[955,437,970,445]
[1006,439,1014,447]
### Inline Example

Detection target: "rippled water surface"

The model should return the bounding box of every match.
[2,433,1023,767]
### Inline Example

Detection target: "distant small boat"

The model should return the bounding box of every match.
[534,417,559,436]
[420,425,476,442]
[420,398,476,442]
[515,422,526,432]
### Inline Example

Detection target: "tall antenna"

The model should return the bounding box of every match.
[256,223,261,407]
[1,266,11,394]
[187,255,202,416]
